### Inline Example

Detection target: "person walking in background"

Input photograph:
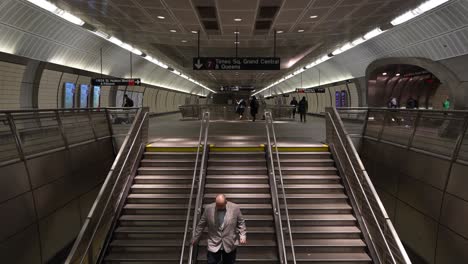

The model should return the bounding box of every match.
[250,96,259,122]
[290,97,298,119]
[388,97,398,108]
[443,97,451,110]
[298,96,308,123]
[123,94,134,107]
[236,99,246,120]
[406,97,418,109]
[192,194,247,264]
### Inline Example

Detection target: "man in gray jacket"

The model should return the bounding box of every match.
[192,194,247,264]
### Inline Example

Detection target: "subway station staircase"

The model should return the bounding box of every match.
[197,146,279,263]
[274,146,372,263]
[103,147,199,263]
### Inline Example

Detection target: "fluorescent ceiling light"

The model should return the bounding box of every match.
[234,18,242,22]
[352,37,365,46]
[294,69,305,75]
[396,73,401,76]
[276,30,284,34]
[170,29,177,32]
[108,36,123,46]
[181,40,187,43]
[93,30,109,39]
[59,11,85,25]
[27,0,84,25]
[310,15,318,19]
[364,28,383,40]
[391,0,448,26]
[298,29,305,33]
[382,72,388,76]
[332,42,354,55]
[172,70,181,75]
[157,16,165,19]
[27,0,57,12]
[191,30,198,34]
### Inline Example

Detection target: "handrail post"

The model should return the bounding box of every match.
[264,112,287,264]
[55,110,70,149]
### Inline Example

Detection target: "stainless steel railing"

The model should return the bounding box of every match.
[336,107,468,163]
[179,111,211,264]
[0,107,140,167]
[325,107,411,264]
[179,104,295,120]
[65,107,149,264]
[264,111,296,264]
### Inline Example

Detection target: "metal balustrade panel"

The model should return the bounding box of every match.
[11,111,66,156]
[60,112,96,145]
[380,111,418,146]
[411,112,465,157]
[365,110,386,138]
[0,113,19,162]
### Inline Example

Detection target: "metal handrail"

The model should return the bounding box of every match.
[65,107,149,264]
[265,111,296,264]
[326,107,411,264]
[264,113,288,264]
[179,111,210,264]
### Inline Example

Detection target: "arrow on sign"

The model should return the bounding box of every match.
[135,79,141,85]
[195,59,203,69]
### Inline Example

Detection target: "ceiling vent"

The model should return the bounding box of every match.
[255,20,272,30]
[196,6,217,19]
[258,6,280,19]
[202,20,219,30]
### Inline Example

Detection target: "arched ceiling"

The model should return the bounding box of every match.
[260,0,468,97]
[41,0,426,90]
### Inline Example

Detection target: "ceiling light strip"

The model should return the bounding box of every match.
[255,0,449,97]
[26,0,84,25]
[26,0,214,94]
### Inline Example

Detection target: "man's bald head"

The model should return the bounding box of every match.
[215,194,227,209]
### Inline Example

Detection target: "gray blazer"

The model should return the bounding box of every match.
[193,201,247,253]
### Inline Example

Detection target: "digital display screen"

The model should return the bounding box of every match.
[93,86,100,108]
[335,91,342,107]
[341,90,347,107]
[64,82,76,108]
[80,84,89,108]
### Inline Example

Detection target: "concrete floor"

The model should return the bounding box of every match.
[148,113,326,147]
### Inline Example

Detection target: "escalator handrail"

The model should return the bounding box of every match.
[265,111,297,264]
[264,112,288,264]
[326,108,411,264]
[179,111,210,264]
[65,108,148,264]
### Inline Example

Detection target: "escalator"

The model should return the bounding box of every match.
[274,147,372,263]
[197,147,280,263]
[104,148,199,263]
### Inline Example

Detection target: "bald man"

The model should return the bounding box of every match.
[192,194,247,264]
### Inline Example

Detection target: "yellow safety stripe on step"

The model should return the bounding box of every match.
[274,145,329,152]
[145,146,200,152]
[209,145,265,152]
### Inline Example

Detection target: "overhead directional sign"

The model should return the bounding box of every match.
[193,57,281,70]
[296,88,326,93]
[91,78,141,86]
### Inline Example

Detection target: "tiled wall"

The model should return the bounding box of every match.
[360,139,468,263]
[0,61,26,109]
[0,139,114,263]
[0,57,194,112]
[268,81,360,114]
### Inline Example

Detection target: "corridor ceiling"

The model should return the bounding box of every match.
[53,0,426,90]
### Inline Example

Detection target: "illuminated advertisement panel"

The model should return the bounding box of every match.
[64,82,76,108]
